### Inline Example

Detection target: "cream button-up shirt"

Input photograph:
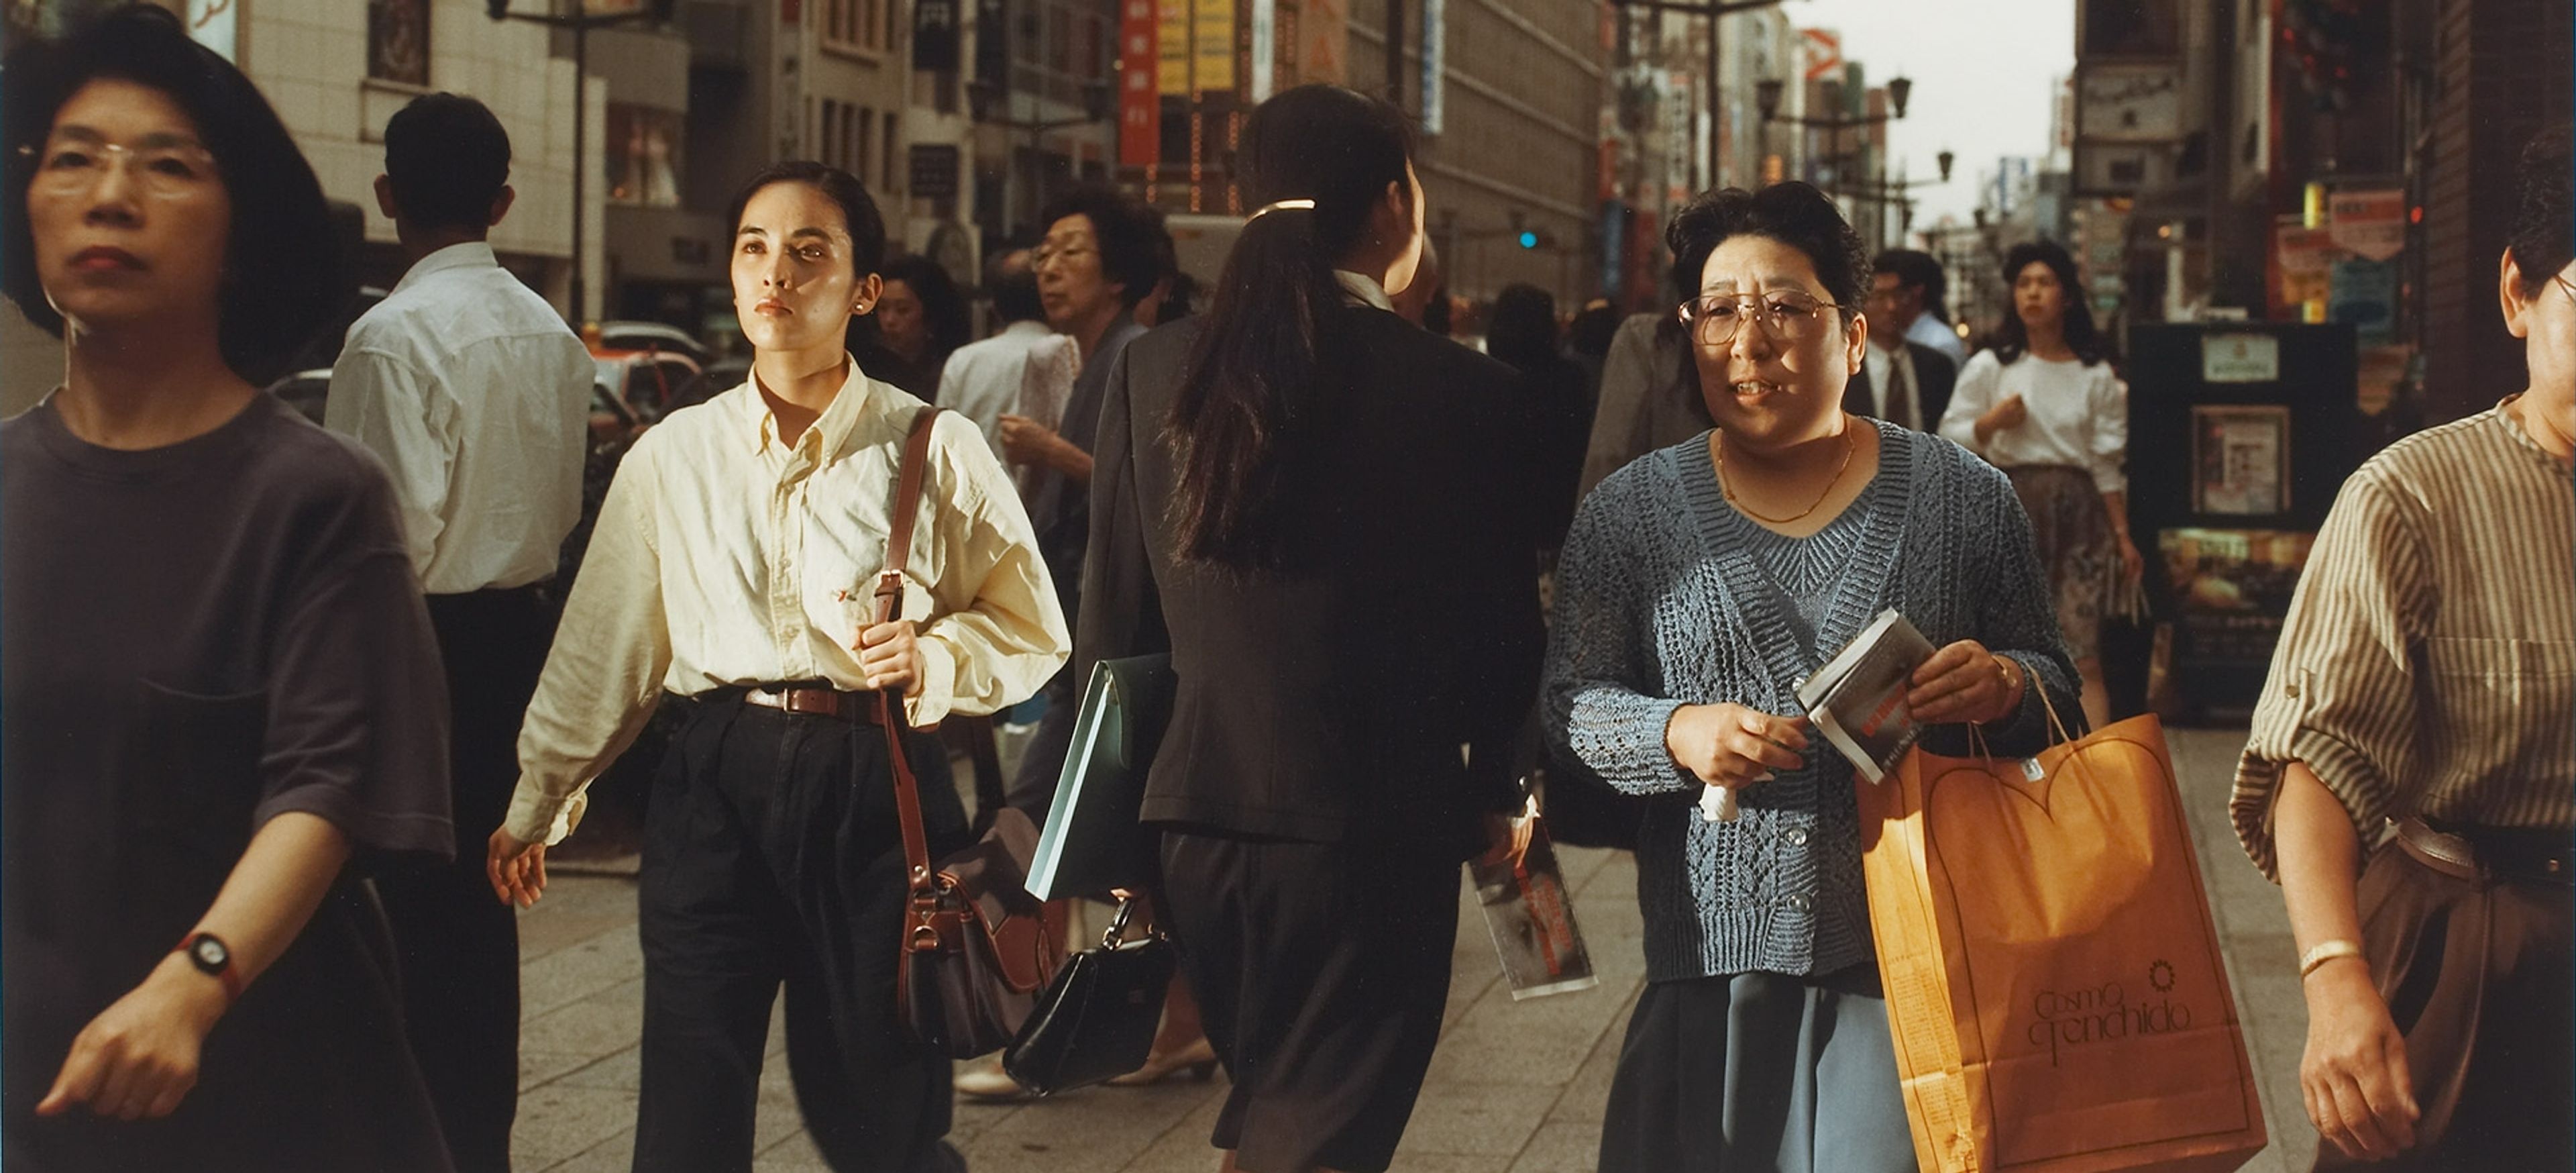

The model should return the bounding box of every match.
[504,360,1071,844]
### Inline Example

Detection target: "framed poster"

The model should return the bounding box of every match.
[2192,405,2292,517]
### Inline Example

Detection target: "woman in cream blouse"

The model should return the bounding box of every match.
[488,160,1067,1173]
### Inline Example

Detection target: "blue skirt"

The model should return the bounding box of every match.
[1599,964,1915,1172]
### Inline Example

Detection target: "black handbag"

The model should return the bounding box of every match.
[1002,896,1179,1095]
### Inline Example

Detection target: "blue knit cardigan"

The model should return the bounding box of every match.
[1544,422,2082,983]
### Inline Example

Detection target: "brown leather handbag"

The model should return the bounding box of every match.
[873,405,1067,1058]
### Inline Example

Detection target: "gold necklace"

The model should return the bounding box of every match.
[1717,421,1858,525]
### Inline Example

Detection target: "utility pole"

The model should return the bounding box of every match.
[485,0,673,325]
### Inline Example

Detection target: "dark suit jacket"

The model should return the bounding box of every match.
[1077,305,1546,855]
[1843,341,1957,430]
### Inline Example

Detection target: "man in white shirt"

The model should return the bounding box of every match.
[937,246,1077,475]
[1873,248,1970,366]
[324,92,592,1173]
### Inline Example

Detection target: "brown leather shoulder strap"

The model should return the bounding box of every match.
[875,405,947,627]
[875,406,947,905]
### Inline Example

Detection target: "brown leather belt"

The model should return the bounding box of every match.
[739,684,883,724]
[2392,816,2575,886]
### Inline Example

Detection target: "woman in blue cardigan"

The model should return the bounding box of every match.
[1545,181,2082,1172]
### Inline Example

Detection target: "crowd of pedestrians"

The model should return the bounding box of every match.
[3,7,2569,1173]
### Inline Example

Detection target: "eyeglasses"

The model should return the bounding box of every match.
[1676,291,1853,347]
[1031,242,1096,270]
[17,133,219,199]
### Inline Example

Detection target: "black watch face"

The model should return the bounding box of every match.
[190,935,229,971]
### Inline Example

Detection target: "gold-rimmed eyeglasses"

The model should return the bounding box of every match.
[16,132,219,199]
[1676,291,1854,347]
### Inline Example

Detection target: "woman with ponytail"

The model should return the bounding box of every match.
[1077,84,1546,1173]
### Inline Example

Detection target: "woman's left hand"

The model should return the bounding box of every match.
[2116,532,2145,582]
[855,619,924,695]
[36,954,225,1121]
[1907,640,2025,725]
[1477,809,1536,868]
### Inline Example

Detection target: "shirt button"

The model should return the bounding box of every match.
[1788,894,1812,913]
[2285,680,2302,699]
[1782,827,1809,847]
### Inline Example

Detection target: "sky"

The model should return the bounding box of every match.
[1777,0,2076,230]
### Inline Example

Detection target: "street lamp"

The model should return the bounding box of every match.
[967,76,1114,231]
[486,0,674,326]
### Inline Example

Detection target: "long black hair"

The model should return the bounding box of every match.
[1486,283,1562,373]
[881,253,971,360]
[3,3,344,385]
[1165,85,1415,570]
[1992,238,2110,366]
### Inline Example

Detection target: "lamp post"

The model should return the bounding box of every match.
[968,76,1114,234]
[485,0,672,326]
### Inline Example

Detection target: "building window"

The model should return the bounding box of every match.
[883,111,900,197]
[368,0,430,86]
[844,105,859,178]
[608,103,682,208]
[824,0,861,52]
[858,107,876,187]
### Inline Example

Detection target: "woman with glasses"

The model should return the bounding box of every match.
[2,7,455,1170]
[1544,182,2078,1172]
[1936,239,2135,730]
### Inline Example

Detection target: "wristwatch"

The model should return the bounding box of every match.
[177,931,244,1003]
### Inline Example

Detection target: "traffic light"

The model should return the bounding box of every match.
[1518,230,1540,250]
[487,0,508,17]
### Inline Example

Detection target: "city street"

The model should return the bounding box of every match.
[507,726,2323,1173]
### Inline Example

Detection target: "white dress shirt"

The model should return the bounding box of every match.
[937,319,1079,458]
[1906,311,1968,366]
[1860,340,1923,430]
[325,242,592,593]
[504,362,1071,844]
[1937,350,2130,493]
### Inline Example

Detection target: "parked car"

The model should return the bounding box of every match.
[592,346,702,424]
[596,320,710,365]
[267,368,333,424]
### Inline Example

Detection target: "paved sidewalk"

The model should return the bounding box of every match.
[508,727,2319,1172]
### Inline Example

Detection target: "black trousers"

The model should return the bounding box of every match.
[634,695,965,1173]
[376,586,553,1172]
[1159,829,1461,1173]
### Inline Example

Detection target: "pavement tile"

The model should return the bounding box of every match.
[1391,1082,1558,1157]
[1507,1121,1603,1173]
[1547,983,1644,1126]
[557,1046,642,1091]
[521,981,647,1057]
[538,1129,635,1173]
[512,1083,640,1171]
[522,1049,602,1093]
[522,930,648,1021]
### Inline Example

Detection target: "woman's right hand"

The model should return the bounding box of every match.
[1978,395,2029,442]
[2300,960,2418,1161]
[1664,703,1809,788]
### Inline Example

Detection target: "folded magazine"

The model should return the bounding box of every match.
[1794,609,1937,784]
[1469,811,1599,1001]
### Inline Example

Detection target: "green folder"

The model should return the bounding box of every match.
[1024,654,1175,901]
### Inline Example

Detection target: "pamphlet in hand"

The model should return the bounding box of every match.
[1470,806,1600,1001]
[1794,609,1938,784]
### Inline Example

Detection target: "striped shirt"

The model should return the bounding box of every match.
[2232,402,2575,878]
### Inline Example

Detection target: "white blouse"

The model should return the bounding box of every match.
[1937,350,2129,494]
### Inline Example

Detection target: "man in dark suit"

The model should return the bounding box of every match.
[1848,250,1960,430]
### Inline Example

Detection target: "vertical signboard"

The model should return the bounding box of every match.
[1419,0,1445,134]
[1159,0,1191,95]
[1249,0,1277,100]
[1193,0,1235,94]
[1299,0,1346,87]
[1122,0,1162,165]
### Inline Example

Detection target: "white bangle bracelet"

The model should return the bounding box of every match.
[2298,939,2364,978]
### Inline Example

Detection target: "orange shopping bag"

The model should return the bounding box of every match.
[1856,697,2267,1173]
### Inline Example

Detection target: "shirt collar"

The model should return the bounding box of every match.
[741,355,878,458]
[2495,395,2576,478]
[391,241,500,294]
[1334,270,1395,313]
[1000,319,1055,338]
